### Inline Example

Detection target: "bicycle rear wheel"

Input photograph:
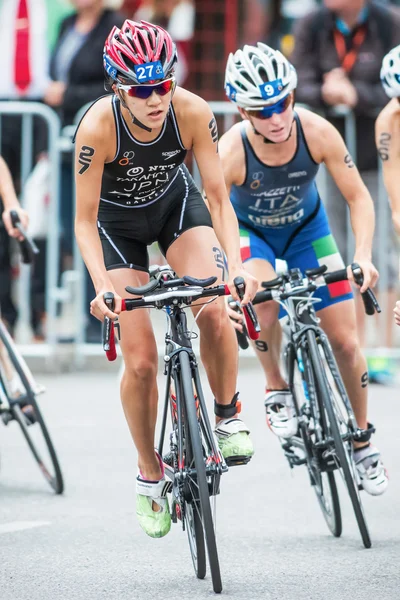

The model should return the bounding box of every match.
[180,351,222,593]
[307,331,371,548]
[0,324,64,494]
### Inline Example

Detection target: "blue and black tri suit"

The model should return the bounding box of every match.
[231,114,352,310]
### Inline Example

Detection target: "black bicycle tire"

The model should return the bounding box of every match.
[307,331,371,548]
[180,382,206,580]
[180,351,222,593]
[0,326,64,494]
[313,468,342,538]
[184,496,206,579]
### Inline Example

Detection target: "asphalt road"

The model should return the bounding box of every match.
[0,365,399,600]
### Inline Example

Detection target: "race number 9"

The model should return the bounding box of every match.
[264,84,275,97]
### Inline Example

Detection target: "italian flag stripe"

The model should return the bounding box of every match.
[312,234,351,298]
[239,229,251,262]
[312,234,338,259]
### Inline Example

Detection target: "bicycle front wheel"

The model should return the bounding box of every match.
[180,351,222,593]
[307,331,371,548]
[0,324,64,494]
[287,344,342,537]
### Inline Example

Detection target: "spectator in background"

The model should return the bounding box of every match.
[133,0,194,85]
[44,0,124,342]
[46,0,124,126]
[266,0,319,55]
[0,0,72,338]
[290,0,400,366]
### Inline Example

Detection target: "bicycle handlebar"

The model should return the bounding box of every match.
[254,263,381,316]
[101,273,259,361]
[324,263,380,316]
[10,210,40,264]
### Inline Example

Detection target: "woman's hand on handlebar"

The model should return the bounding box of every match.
[90,288,121,321]
[2,207,29,240]
[228,267,258,304]
[347,259,379,293]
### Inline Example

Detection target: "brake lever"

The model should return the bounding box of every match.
[233,276,260,339]
[351,263,381,315]
[103,293,120,360]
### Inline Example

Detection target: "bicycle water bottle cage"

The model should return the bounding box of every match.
[214,392,241,418]
[305,265,328,279]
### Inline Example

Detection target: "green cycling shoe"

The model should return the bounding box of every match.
[136,451,172,538]
[214,418,254,465]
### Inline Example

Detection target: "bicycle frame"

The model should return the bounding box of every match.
[279,291,360,461]
[157,304,225,495]
[280,296,358,433]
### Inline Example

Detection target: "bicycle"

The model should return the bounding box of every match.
[236,263,380,548]
[0,211,64,494]
[103,264,259,593]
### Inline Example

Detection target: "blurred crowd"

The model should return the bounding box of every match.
[0,0,399,360]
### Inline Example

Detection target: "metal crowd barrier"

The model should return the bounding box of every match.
[0,101,61,363]
[1,100,397,368]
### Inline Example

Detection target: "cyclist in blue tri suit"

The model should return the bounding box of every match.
[221,43,388,496]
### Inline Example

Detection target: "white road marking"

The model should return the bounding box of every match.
[0,521,51,534]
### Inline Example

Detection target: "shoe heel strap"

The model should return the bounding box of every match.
[136,477,172,499]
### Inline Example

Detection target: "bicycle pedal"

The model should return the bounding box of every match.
[224,455,252,467]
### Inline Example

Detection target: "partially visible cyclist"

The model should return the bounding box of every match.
[0,154,35,421]
[376,45,400,326]
[74,20,258,539]
[220,43,388,496]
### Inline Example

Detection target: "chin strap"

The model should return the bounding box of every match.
[117,90,153,133]
[252,117,295,144]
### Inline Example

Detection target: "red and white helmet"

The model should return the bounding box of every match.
[103,20,177,85]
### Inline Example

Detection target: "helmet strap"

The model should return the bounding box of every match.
[116,90,153,133]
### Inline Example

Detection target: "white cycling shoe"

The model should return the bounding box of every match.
[354,444,389,496]
[264,389,298,439]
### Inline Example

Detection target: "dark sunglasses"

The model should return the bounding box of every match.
[248,94,292,119]
[118,78,175,99]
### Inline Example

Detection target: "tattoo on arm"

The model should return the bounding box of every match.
[78,145,95,175]
[361,371,368,388]
[344,153,355,168]
[255,340,268,352]
[377,132,391,161]
[213,246,225,281]
[208,117,219,153]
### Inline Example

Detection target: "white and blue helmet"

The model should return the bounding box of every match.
[381,45,400,98]
[225,43,297,109]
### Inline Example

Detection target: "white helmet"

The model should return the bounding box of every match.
[225,43,297,109]
[381,44,400,98]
